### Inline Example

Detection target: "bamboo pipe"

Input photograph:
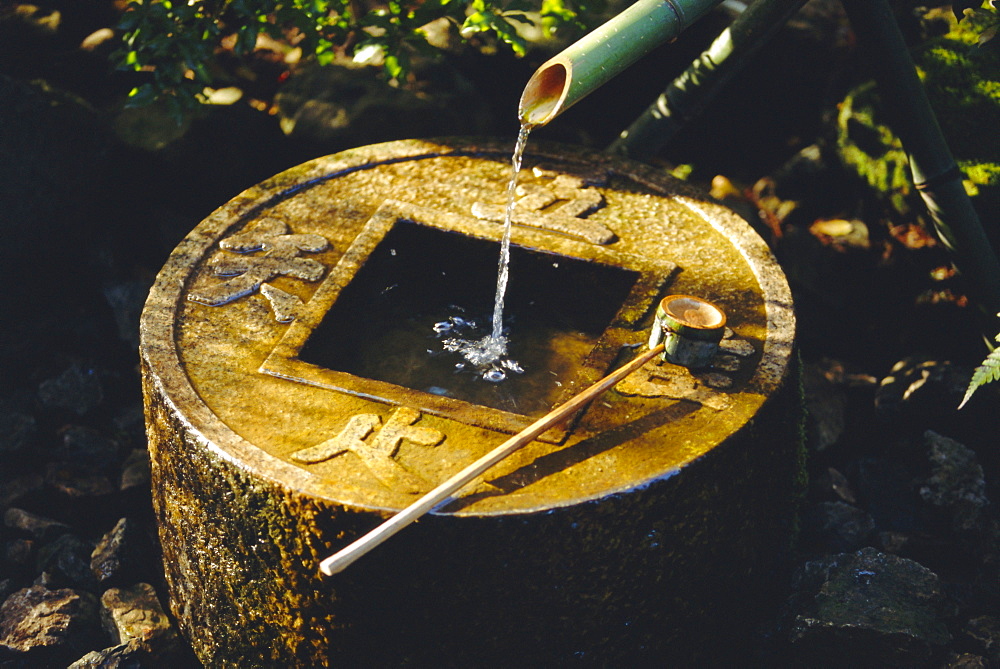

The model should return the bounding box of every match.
[519,0,725,126]
[320,342,666,575]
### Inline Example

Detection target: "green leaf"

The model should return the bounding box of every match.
[125,83,158,108]
[234,24,260,55]
[959,342,1000,408]
[384,50,408,80]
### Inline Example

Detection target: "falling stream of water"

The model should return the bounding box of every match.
[490,122,533,347]
[439,123,533,381]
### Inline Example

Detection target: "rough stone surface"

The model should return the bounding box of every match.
[788,547,951,666]
[804,500,875,553]
[37,364,105,416]
[36,534,98,591]
[4,539,36,576]
[921,430,988,532]
[90,518,140,585]
[44,463,116,500]
[95,583,189,666]
[53,426,122,472]
[0,474,45,511]
[101,584,172,644]
[0,408,36,457]
[68,643,144,668]
[4,508,69,541]
[118,450,150,493]
[943,653,989,668]
[962,616,1000,664]
[0,585,101,660]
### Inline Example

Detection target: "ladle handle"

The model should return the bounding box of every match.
[319,343,665,576]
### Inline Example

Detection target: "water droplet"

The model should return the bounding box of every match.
[484,369,506,382]
[502,359,524,374]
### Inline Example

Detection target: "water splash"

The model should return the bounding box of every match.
[435,314,524,383]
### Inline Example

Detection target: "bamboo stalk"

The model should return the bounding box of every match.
[519,0,725,126]
[608,0,809,159]
[840,0,1000,324]
[320,343,665,575]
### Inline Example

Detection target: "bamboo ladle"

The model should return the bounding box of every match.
[320,341,665,576]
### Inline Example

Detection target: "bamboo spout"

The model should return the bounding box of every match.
[519,0,725,126]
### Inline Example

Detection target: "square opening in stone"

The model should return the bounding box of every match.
[299,221,638,418]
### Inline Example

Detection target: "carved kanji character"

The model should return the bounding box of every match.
[188,217,328,321]
[472,174,615,245]
[614,361,732,411]
[291,408,444,494]
[291,414,379,464]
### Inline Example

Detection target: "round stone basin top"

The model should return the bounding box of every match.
[140,138,794,517]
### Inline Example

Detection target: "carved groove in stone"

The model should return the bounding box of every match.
[615,361,732,411]
[260,284,303,323]
[188,218,329,321]
[291,408,444,494]
[471,170,615,245]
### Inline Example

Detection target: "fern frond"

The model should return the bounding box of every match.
[959,343,1000,408]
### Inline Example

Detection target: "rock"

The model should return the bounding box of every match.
[36,534,98,591]
[79,27,116,53]
[876,530,951,565]
[54,426,122,471]
[34,571,60,588]
[962,616,1000,664]
[3,508,69,541]
[100,583,187,663]
[803,501,875,553]
[45,462,117,500]
[118,449,150,493]
[91,518,143,585]
[0,473,45,511]
[0,585,101,661]
[809,218,870,252]
[4,538,36,576]
[920,430,988,532]
[813,467,857,504]
[802,361,846,451]
[943,652,989,668]
[0,409,36,458]
[37,363,104,416]
[102,281,150,351]
[788,547,951,666]
[68,642,146,668]
[4,536,35,561]
[801,359,876,453]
